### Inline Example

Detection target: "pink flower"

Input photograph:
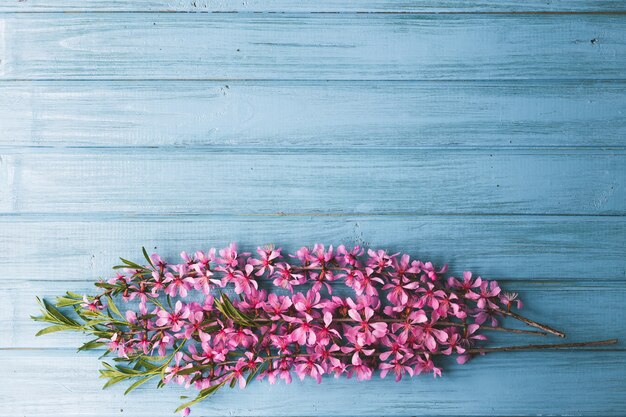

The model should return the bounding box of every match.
[341,331,375,365]
[448,271,482,293]
[250,246,282,276]
[163,265,195,297]
[294,356,325,383]
[217,243,245,268]
[354,269,384,297]
[107,333,130,358]
[315,312,341,346]
[232,264,259,295]
[382,278,420,306]
[415,313,449,352]
[271,263,304,293]
[189,336,226,365]
[285,313,317,346]
[263,294,292,320]
[229,327,258,348]
[476,280,502,309]
[311,244,335,266]
[390,254,421,279]
[379,332,411,361]
[391,310,428,339]
[500,292,523,310]
[350,361,373,381]
[441,328,466,356]
[267,358,294,384]
[194,249,216,267]
[336,245,363,267]
[164,352,193,385]
[380,356,414,381]
[156,301,190,332]
[416,282,447,310]
[419,261,448,281]
[414,354,442,378]
[292,289,324,314]
[81,295,105,312]
[309,269,337,294]
[347,306,388,343]
[228,362,249,389]
[192,264,220,295]
[366,249,393,273]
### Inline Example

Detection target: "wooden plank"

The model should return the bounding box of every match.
[0,349,624,416]
[0,149,624,215]
[0,215,624,281]
[9,279,625,348]
[1,14,625,80]
[1,0,625,13]
[2,80,626,148]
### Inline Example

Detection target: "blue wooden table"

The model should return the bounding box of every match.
[1,1,625,415]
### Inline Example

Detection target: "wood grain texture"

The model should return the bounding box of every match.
[1,0,626,13]
[1,349,625,416]
[1,149,623,215]
[1,14,625,80]
[2,3,625,415]
[1,216,624,281]
[2,80,626,148]
[4,279,624,349]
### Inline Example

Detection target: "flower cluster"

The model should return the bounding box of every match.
[34,243,581,415]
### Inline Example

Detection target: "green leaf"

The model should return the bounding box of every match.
[105,295,124,320]
[55,294,84,307]
[78,339,105,352]
[215,295,256,327]
[102,376,127,389]
[124,375,157,395]
[119,257,147,271]
[142,247,155,269]
[174,383,224,412]
[35,324,77,336]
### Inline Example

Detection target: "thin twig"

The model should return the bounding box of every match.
[463,339,618,354]
[496,308,566,338]
[250,317,547,336]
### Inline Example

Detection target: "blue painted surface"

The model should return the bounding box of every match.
[0,2,625,416]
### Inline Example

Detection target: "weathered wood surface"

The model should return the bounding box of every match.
[0,216,624,281]
[1,0,626,13]
[1,149,624,215]
[1,2,625,416]
[1,350,625,416]
[2,81,626,149]
[1,14,625,80]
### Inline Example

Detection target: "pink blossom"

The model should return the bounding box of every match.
[285,313,317,346]
[156,301,190,332]
[380,356,414,381]
[500,292,523,310]
[250,246,282,276]
[347,306,388,343]
[336,245,363,267]
[164,352,193,385]
[232,264,259,295]
[292,289,324,314]
[294,356,325,383]
[476,280,502,309]
[164,265,195,297]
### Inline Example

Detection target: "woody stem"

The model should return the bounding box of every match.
[495,308,565,338]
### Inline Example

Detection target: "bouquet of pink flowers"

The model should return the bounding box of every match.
[33,244,616,415]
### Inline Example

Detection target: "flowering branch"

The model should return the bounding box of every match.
[32,244,617,416]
